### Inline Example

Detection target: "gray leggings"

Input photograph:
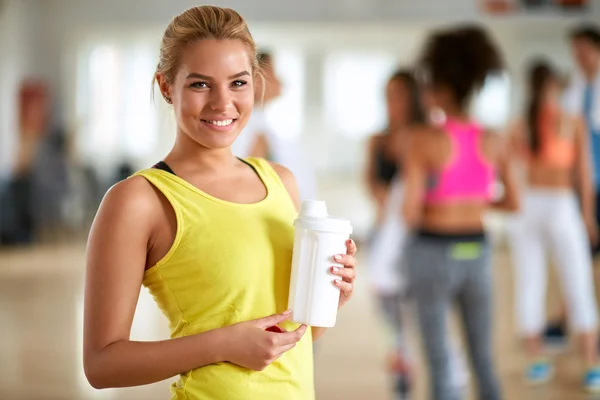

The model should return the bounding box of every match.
[404,234,501,400]
[378,292,409,355]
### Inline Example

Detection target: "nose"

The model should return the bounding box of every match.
[208,85,232,113]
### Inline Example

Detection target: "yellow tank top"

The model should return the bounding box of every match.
[133,157,315,400]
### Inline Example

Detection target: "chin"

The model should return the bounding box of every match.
[194,131,240,150]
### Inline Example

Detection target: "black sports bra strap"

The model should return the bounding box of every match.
[152,158,258,177]
[152,161,176,176]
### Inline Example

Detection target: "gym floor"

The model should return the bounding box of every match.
[1,240,597,400]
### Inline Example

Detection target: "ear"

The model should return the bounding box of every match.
[156,73,172,104]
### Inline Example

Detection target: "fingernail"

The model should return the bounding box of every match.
[283,309,292,314]
[335,279,342,285]
[334,255,342,261]
[332,266,339,273]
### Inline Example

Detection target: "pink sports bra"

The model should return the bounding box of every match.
[424,118,495,204]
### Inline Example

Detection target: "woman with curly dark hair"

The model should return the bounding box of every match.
[401,26,519,400]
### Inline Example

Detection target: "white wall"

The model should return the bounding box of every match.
[3,0,600,237]
[36,0,600,25]
[41,0,479,26]
[36,0,600,125]
[7,2,598,177]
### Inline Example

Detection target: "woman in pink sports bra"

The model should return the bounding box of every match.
[508,59,600,391]
[401,26,519,400]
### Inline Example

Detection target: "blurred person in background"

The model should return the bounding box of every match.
[542,23,600,348]
[366,69,468,399]
[83,6,357,400]
[365,72,411,226]
[507,59,600,391]
[232,51,317,201]
[0,80,50,245]
[401,25,519,400]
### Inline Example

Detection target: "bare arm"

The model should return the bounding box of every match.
[83,178,227,388]
[401,132,428,228]
[84,177,306,388]
[489,134,520,212]
[365,135,387,206]
[574,116,597,241]
[507,119,526,157]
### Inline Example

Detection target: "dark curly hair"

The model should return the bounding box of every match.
[418,25,504,108]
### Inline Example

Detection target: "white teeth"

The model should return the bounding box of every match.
[206,119,233,127]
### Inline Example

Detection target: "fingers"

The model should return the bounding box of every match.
[345,238,357,256]
[331,265,356,280]
[272,342,297,358]
[256,310,292,329]
[334,279,353,294]
[273,324,308,346]
[333,253,356,269]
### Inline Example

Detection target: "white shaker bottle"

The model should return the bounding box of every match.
[288,200,353,327]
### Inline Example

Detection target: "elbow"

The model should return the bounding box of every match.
[84,353,113,390]
[88,379,108,391]
[85,366,107,390]
[506,196,520,212]
[499,196,520,213]
[507,202,520,213]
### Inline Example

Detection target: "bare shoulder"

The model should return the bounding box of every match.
[268,161,300,210]
[103,175,160,210]
[268,161,296,186]
[407,124,441,157]
[93,175,164,233]
[370,132,386,142]
[405,124,428,144]
[506,118,525,137]
[481,128,509,160]
[482,127,502,144]
[367,133,384,150]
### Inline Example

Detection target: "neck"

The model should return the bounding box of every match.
[439,104,468,122]
[165,130,237,174]
[583,64,599,82]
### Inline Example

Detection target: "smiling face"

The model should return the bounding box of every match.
[157,38,255,150]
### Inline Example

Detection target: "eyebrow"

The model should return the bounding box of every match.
[186,71,250,80]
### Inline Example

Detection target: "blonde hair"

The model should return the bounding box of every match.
[152,6,258,99]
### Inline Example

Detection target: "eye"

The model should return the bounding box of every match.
[190,81,209,89]
[231,80,248,88]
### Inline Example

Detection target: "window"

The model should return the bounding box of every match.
[323,53,397,138]
[85,45,122,155]
[76,41,159,172]
[264,49,305,139]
